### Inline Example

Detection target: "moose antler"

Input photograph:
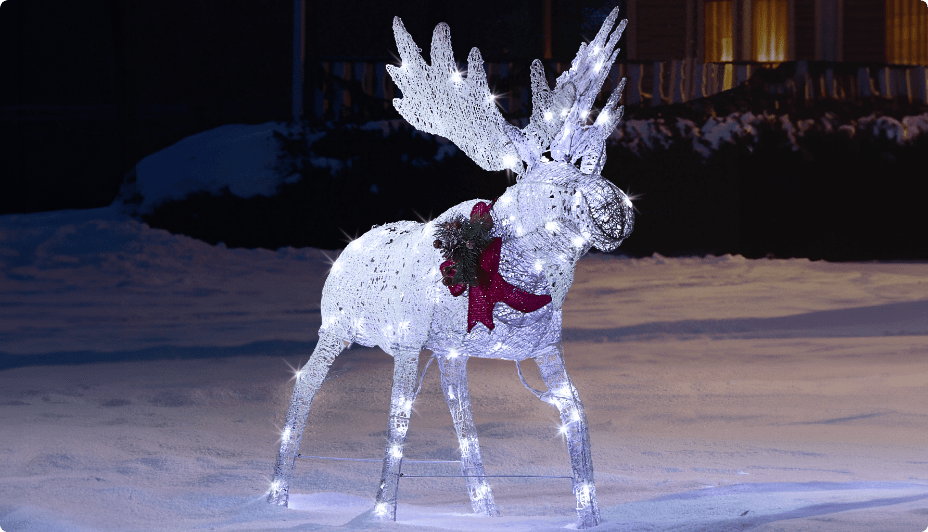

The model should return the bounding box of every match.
[387,7,627,177]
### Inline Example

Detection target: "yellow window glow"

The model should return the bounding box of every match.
[886,0,928,65]
[753,0,788,62]
[705,0,734,62]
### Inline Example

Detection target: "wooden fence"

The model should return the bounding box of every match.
[311,59,928,122]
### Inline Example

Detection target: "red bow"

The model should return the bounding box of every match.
[440,203,551,332]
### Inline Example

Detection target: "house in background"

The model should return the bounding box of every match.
[315,0,928,119]
[577,0,927,106]
[620,0,926,64]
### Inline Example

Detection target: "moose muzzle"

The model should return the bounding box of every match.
[582,177,635,252]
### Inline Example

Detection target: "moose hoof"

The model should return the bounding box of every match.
[575,512,601,529]
[474,501,500,517]
[266,483,289,507]
[372,502,396,521]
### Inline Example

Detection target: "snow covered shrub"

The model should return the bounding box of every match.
[692,115,740,158]
[901,114,928,144]
[612,118,673,156]
[852,115,908,162]
[856,115,905,144]
[142,120,504,250]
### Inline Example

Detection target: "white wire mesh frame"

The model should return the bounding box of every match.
[269,8,636,529]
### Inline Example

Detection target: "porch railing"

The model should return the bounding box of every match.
[310,59,928,122]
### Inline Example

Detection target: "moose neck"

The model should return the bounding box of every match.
[488,162,598,310]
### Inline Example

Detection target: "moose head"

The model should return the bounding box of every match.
[269,7,632,529]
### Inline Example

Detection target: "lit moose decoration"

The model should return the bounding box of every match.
[268,7,633,528]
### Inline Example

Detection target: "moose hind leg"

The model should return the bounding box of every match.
[373,350,420,521]
[534,344,601,528]
[268,333,345,506]
[438,353,499,516]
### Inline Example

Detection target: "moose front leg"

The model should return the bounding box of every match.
[373,350,420,521]
[268,333,345,506]
[437,353,500,516]
[534,344,601,528]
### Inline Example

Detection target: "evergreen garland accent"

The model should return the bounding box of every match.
[433,203,494,287]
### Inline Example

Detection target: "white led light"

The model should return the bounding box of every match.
[450,70,463,83]
[534,259,544,272]
[502,154,518,168]
[544,110,553,121]
[448,348,460,358]
[391,445,403,459]
[572,235,586,247]
[475,482,490,498]
[545,221,560,232]
[578,482,593,504]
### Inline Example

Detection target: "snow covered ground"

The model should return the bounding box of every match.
[1,205,927,531]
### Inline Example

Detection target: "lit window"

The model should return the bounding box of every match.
[886,0,928,65]
[753,0,788,62]
[705,0,733,62]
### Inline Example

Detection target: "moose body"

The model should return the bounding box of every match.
[269,9,633,529]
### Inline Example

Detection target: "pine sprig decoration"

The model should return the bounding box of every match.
[433,205,494,287]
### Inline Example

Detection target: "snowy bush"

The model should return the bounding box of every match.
[902,114,928,143]
[606,110,928,161]
[116,123,293,217]
[613,118,673,156]
[128,120,495,250]
[856,115,905,144]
